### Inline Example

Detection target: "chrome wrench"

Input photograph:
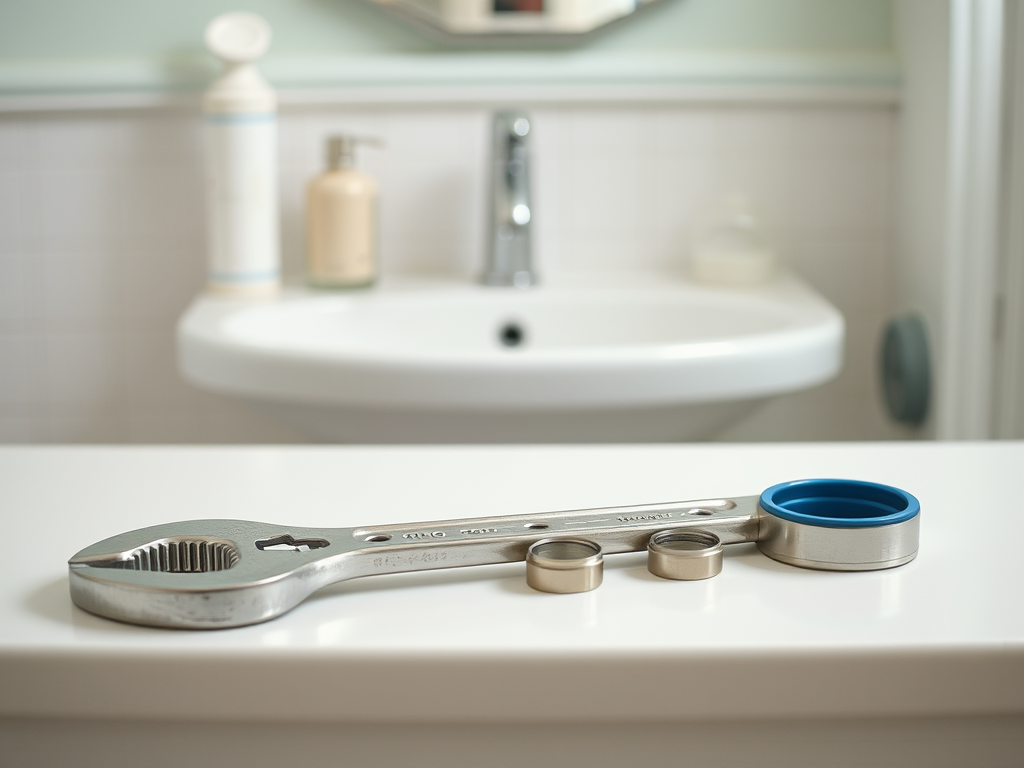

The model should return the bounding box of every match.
[68,479,920,630]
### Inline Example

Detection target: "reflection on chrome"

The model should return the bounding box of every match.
[483,111,537,288]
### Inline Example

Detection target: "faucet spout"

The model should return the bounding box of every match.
[482,111,537,287]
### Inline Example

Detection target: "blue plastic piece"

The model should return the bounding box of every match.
[760,479,920,529]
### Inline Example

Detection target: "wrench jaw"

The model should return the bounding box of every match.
[66,520,355,629]
[68,564,283,629]
[68,519,269,565]
[67,557,344,630]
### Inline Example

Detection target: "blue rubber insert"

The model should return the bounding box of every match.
[759,479,920,529]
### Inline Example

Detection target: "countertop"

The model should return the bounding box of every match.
[1,442,1023,726]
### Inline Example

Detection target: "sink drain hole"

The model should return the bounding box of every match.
[499,322,526,348]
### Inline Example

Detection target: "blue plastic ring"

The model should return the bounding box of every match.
[759,479,920,529]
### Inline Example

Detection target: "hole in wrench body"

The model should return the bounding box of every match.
[255,534,331,552]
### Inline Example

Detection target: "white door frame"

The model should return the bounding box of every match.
[993,0,1024,438]
[938,0,1007,439]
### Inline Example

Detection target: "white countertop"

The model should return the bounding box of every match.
[1,442,1022,723]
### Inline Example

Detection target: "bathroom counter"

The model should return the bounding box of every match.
[1,442,1022,767]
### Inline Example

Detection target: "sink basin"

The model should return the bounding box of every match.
[178,273,844,442]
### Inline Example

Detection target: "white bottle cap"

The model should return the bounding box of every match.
[203,12,276,114]
[205,13,271,64]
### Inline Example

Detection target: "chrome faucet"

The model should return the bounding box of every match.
[482,111,537,287]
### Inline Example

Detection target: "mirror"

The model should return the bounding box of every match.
[368,0,668,41]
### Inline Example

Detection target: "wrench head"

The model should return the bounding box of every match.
[68,519,345,629]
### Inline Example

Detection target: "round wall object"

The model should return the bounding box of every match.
[881,314,930,425]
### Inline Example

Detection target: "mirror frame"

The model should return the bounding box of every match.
[368,0,669,43]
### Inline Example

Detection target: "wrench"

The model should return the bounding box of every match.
[68,479,920,629]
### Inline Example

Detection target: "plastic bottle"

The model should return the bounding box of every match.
[691,196,777,285]
[306,136,380,289]
[202,12,280,296]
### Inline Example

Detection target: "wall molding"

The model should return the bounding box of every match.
[0,50,901,113]
[0,84,902,115]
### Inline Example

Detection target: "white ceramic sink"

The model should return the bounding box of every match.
[178,273,844,442]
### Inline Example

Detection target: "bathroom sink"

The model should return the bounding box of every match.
[178,273,844,442]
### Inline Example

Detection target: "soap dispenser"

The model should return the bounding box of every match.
[691,196,777,285]
[306,136,380,289]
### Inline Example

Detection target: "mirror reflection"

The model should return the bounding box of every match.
[369,0,668,39]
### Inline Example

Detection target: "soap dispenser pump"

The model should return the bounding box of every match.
[306,136,381,289]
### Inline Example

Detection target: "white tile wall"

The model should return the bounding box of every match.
[0,101,909,443]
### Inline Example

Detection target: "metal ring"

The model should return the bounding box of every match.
[757,478,921,571]
[647,530,723,581]
[526,538,603,593]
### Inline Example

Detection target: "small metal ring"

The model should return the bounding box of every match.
[647,530,723,581]
[526,538,603,593]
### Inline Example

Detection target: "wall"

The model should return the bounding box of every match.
[0,100,903,443]
[0,0,896,94]
[892,0,1023,440]
[0,0,908,444]
[995,1,1024,438]
[891,0,950,439]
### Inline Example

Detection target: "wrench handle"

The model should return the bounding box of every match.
[335,496,761,579]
